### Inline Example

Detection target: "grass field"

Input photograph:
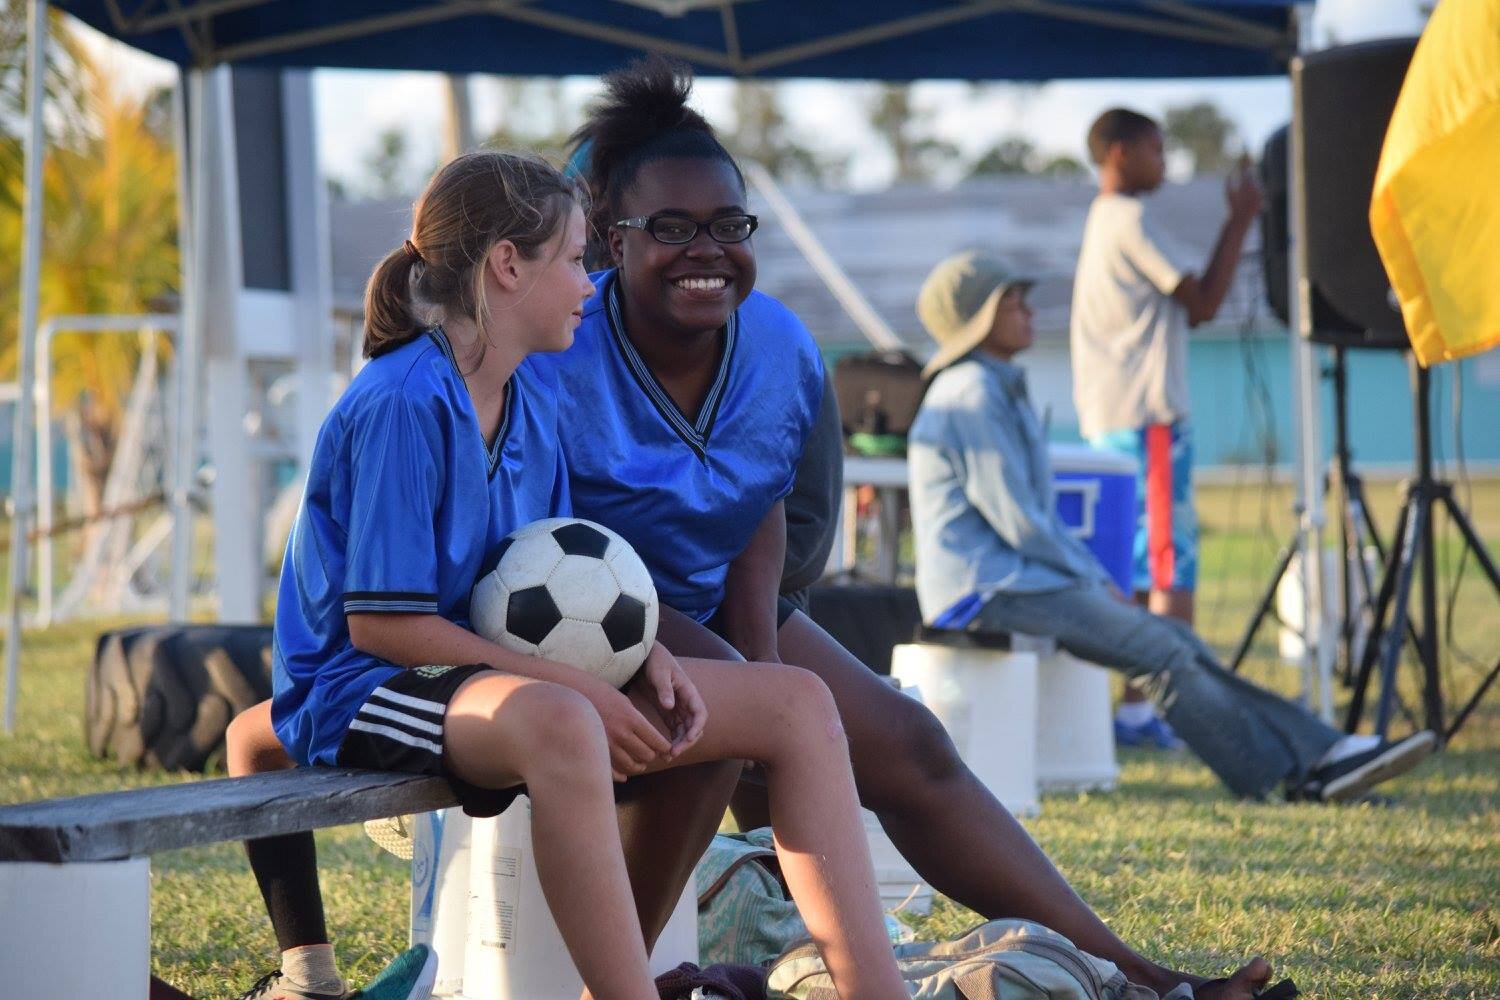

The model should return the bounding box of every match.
[0,479,1496,998]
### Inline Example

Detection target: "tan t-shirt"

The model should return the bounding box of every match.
[1069,193,1195,438]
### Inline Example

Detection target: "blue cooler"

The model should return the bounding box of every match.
[1048,443,1138,593]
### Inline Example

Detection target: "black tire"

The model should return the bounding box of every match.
[85,624,273,772]
[85,625,160,767]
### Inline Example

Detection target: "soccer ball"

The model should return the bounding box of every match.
[470,518,659,688]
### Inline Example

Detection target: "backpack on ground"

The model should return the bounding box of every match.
[768,918,1192,1000]
[696,829,808,968]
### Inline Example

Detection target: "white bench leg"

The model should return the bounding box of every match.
[0,858,150,999]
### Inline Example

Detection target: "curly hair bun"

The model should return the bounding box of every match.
[569,54,741,262]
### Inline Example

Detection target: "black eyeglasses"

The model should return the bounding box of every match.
[613,212,759,245]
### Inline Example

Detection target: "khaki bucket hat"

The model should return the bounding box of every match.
[916,250,1033,379]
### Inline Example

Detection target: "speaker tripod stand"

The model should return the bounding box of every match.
[1344,357,1500,743]
[1228,347,1397,682]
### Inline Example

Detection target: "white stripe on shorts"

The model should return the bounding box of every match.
[357,701,443,736]
[369,686,448,718]
[346,719,444,757]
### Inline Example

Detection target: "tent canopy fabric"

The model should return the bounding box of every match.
[57,1,1298,80]
[1369,0,1500,367]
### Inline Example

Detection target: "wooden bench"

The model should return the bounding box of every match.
[0,768,459,999]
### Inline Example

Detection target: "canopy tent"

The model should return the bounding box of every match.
[7,0,1327,734]
[56,1,1296,78]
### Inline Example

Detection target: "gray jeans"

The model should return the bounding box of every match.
[976,582,1342,799]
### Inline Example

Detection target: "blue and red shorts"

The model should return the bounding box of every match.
[1088,421,1198,594]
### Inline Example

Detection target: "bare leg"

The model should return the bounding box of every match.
[659,609,1266,997]
[728,770,773,831]
[444,672,657,1000]
[640,658,907,1000]
[226,700,294,777]
[229,695,733,958]
[615,761,740,947]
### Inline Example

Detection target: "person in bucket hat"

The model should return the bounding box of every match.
[916,250,1034,379]
[921,249,1184,749]
[907,250,1436,806]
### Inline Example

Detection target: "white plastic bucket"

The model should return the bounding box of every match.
[411,809,473,998]
[454,796,697,999]
[1035,652,1119,792]
[891,640,1039,817]
[0,858,150,1000]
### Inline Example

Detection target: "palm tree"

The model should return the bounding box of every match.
[1,11,179,524]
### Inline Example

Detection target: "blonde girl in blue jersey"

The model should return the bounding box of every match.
[224,150,907,1000]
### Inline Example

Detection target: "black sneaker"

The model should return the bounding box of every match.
[1302,730,1438,803]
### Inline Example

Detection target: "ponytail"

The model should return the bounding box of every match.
[361,151,584,359]
[362,247,424,358]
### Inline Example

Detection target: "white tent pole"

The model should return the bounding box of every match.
[34,322,52,628]
[1287,7,1335,722]
[743,160,904,352]
[167,69,199,621]
[4,0,48,734]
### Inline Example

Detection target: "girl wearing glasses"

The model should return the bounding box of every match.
[552,57,1269,1000]
[224,150,908,1000]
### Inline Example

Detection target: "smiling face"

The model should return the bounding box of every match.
[608,156,756,340]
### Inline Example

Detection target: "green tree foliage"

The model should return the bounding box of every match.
[726,81,845,186]
[1,7,179,513]
[969,139,1086,181]
[1163,101,1240,175]
[482,77,573,166]
[1039,154,1087,178]
[868,84,958,184]
[363,126,413,199]
[968,136,1037,176]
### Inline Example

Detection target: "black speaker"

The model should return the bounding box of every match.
[1260,126,1292,328]
[1282,37,1417,349]
[1261,126,1360,338]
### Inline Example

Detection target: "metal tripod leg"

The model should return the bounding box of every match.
[1346,488,1412,733]
[1228,529,1299,673]
[1373,491,1432,737]
[1435,492,1500,742]
[1339,471,1384,680]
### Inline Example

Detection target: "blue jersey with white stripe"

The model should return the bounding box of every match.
[271,329,570,766]
[538,271,824,622]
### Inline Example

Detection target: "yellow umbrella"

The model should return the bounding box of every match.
[1369,0,1500,366]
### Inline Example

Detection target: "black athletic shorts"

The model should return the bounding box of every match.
[703,595,799,641]
[335,663,524,818]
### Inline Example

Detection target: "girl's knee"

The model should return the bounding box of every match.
[508,682,610,771]
[769,665,844,742]
[225,700,288,776]
[859,693,965,803]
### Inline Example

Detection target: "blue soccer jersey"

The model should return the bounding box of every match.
[271,329,570,766]
[538,270,824,622]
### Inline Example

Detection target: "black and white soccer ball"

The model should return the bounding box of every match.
[470,517,659,688]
